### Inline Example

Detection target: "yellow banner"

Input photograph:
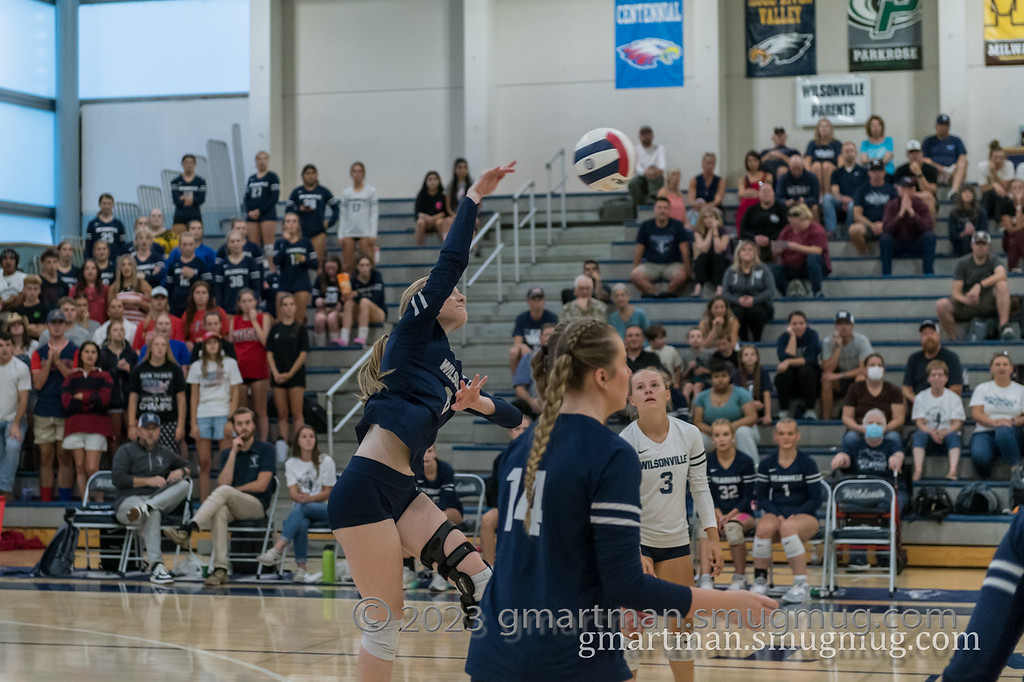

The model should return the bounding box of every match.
[985,0,1024,65]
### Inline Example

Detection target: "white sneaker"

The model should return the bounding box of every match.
[335,559,351,583]
[803,410,817,420]
[729,575,747,591]
[698,574,713,590]
[781,582,809,604]
[403,567,417,590]
[149,563,174,585]
[257,547,282,567]
[750,576,768,595]
[429,571,450,592]
[777,410,789,420]
[291,568,307,583]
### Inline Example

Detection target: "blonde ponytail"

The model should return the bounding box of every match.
[357,275,431,401]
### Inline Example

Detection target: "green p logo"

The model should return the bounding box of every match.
[873,0,920,39]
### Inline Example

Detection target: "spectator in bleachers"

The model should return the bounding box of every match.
[509,287,558,377]
[739,183,787,264]
[149,208,178,256]
[170,154,207,234]
[56,240,79,290]
[849,158,897,254]
[894,140,939,219]
[922,114,968,197]
[645,324,683,394]
[688,152,726,224]
[313,256,343,346]
[736,151,773,227]
[188,332,243,501]
[805,118,842,203]
[936,230,1013,341]
[513,323,555,419]
[61,340,112,500]
[858,114,895,176]
[702,419,757,589]
[948,185,988,257]
[776,155,820,220]
[167,407,274,587]
[85,193,126,259]
[680,327,712,405]
[73,295,101,338]
[216,230,263,316]
[628,125,666,207]
[38,249,67,312]
[699,295,739,350]
[751,419,823,602]
[584,260,612,303]
[414,442,464,530]
[132,287,184,351]
[0,249,25,312]
[979,140,1015,221]
[771,204,830,298]
[132,229,165,289]
[760,126,799,180]
[630,196,692,298]
[177,221,215,272]
[257,424,335,582]
[691,206,731,297]
[774,311,820,419]
[93,241,117,287]
[911,359,964,481]
[902,319,964,406]
[607,283,648,340]
[16,275,47,339]
[183,281,228,349]
[820,310,873,419]
[267,294,309,448]
[274,212,318,324]
[969,351,1024,479]
[217,218,264,262]
[286,164,340,273]
[100,319,136,451]
[128,334,186,451]
[39,298,90,347]
[189,311,236,362]
[32,308,78,501]
[561,274,607,323]
[841,353,905,454]
[710,334,741,371]
[342,253,387,349]
[881,177,936,277]
[823,142,866,236]
[164,233,210,318]
[94,298,137,347]
[655,168,687,223]
[414,170,450,245]
[138,313,192,368]
[481,415,531,565]
[338,162,380,274]
[230,289,271,443]
[70,261,108,324]
[112,411,195,585]
[445,157,475,228]
[737,344,772,426]
[109,255,150,328]
[999,178,1024,273]
[692,361,759,458]
[624,324,664,374]
[244,150,281,252]
[0,331,29,499]
[4,314,36,362]
[722,240,775,342]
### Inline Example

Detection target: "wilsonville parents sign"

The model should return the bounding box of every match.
[795,75,871,127]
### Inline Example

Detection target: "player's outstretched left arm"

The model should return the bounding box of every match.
[453,374,522,428]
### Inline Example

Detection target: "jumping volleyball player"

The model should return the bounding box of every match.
[466,318,776,682]
[619,366,722,682]
[327,163,522,681]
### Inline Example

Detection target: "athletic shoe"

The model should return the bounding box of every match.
[275,439,289,463]
[813,291,825,299]
[204,567,229,586]
[786,280,807,298]
[777,410,789,420]
[291,568,307,583]
[149,563,174,585]
[781,582,809,604]
[698,574,714,590]
[403,567,418,590]
[126,504,149,523]
[750,576,768,595]
[353,337,367,348]
[847,554,869,571]
[163,525,191,549]
[729,575,747,591]
[803,410,818,420]
[1001,325,1018,342]
[258,547,282,567]
[429,572,450,592]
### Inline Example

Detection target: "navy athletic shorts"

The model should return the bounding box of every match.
[328,455,420,529]
[640,544,691,563]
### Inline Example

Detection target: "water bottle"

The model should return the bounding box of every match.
[962,368,970,392]
[322,548,335,583]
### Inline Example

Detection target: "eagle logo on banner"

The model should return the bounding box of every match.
[617,37,682,70]
[748,33,814,67]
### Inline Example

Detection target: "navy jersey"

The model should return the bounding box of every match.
[313,276,340,308]
[755,451,823,517]
[97,260,117,287]
[706,450,757,515]
[272,238,318,293]
[163,254,210,317]
[286,185,339,238]
[831,164,867,198]
[57,265,79,291]
[85,217,126,258]
[465,415,695,681]
[40,275,68,310]
[352,269,387,317]
[216,240,263,261]
[244,171,281,220]
[215,254,262,314]
[776,170,821,207]
[636,218,692,265]
[854,182,898,223]
[133,244,166,287]
[262,271,280,317]
[840,437,901,485]
[411,459,463,513]
[170,174,207,218]
[355,198,521,467]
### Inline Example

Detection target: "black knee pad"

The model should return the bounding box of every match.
[420,520,478,613]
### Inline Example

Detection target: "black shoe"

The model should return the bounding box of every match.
[640,292,659,299]
[657,291,676,298]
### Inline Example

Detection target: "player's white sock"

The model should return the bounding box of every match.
[340,329,350,345]
[793,574,807,585]
[471,566,492,601]
[357,326,369,341]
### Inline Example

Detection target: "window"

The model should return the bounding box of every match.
[0,0,56,99]
[0,101,55,207]
[0,214,54,245]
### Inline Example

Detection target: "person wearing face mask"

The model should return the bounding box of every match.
[841,353,905,455]
[901,319,964,408]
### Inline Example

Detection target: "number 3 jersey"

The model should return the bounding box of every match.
[619,416,716,548]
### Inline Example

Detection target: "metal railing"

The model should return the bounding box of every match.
[511,179,537,282]
[462,212,503,345]
[545,148,568,244]
[325,346,376,459]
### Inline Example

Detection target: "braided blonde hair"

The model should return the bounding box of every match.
[523,318,620,528]
[358,276,430,400]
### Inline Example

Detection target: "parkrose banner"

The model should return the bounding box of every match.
[985,0,1024,66]
[847,0,922,71]
[745,0,816,78]
[615,1,684,89]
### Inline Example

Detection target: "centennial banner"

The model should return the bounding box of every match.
[745,0,816,78]
[985,0,1024,66]
[795,75,870,127]
[847,0,922,71]
[615,0,684,89]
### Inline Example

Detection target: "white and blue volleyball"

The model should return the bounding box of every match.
[573,128,637,192]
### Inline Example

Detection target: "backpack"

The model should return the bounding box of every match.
[910,485,954,521]
[1011,465,1024,509]
[32,509,79,577]
[954,482,1001,515]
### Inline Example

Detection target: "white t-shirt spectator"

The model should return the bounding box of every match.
[0,270,26,304]
[186,356,243,418]
[285,455,338,496]
[977,160,1015,185]
[94,319,139,346]
[636,144,667,176]
[968,380,1024,432]
[0,356,30,422]
[648,344,683,377]
[912,387,966,432]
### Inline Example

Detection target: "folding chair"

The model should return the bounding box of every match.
[75,471,138,574]
[455,473,486,544]
[225,476,280,578]
[763,478,832,595]
[826,476,900,597]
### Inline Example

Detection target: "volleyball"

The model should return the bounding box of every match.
[573,127,637,191]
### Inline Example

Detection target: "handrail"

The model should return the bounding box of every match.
[511,179,537,283]
[325,346,376,458]
[462,212,503,345]
[545,148,568,245]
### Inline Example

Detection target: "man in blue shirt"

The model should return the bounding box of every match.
[922,114,968,198]
[849,159,898,255]
[822,142,867,235]
[630,196,693,298]
[775,155,820,213]
[508,287,557,378]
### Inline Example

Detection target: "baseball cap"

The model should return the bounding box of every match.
[4,312,24,325]
[46,309,66,323]
[200,331,221,343]
[868,158,886,171]
[835,310,854,324]
[906,139,922,151]
[936,114,950,125]
[774,126,786,135]
[919,319,938,331]
[897,176,917,187]
[974,231,992,244]
[138,412,161,428]
[639,125,652,134]
[151,285,168,298]
[526,287,545,300]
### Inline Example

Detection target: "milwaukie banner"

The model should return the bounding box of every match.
[615,1,684,89]
[985,0,1024,66]
[745,0,816,78]
[847,0,922,72]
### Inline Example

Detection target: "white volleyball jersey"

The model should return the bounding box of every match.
[619,416,717,548]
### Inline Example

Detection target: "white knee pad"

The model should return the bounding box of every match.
[725,521,745,546]
[781,534,805,559]
[752,536,772,559]
[361,620,402,661]
[623,647,641,670]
